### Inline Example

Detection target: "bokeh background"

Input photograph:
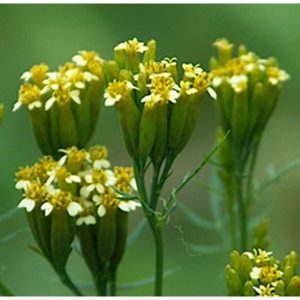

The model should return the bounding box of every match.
[0,4,299,296]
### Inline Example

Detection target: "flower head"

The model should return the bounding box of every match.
[115,37,147,54]
[13,83,42,111]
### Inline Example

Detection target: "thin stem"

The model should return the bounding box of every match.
[55,267,83,296]
[147,216,164,296]
[109,270,117,296]
[95,275,107,296]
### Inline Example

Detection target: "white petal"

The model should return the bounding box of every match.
[130,178,137,191]
[20,71,31,81]
[18,198,35,212]
[84,174,93,183]
[75,82,85,89]
[12,101,22,112]
[207,87,217,100]
[41,85,50,94]
[72,54,87,66]
[104,95,119,107]
[114,42,126,51]
[69,175,81,183]
[93,159,110,170]
[15,180,30,190]
[67,202,82,217]
[96,184,105,194]
[92,194,101,204]
[41,202,53,216]
[97,205,106,217]
[28,101,42,110]
[76,215,96,226]
[70,90,81,105]
[84,71,98,82]
[141,95,152,103]
[250,267,261,280]
[128,200,141,210]
[58,155,67,166]
[118,201,131,212]
[45,97,56,111]
[80,186,90,198]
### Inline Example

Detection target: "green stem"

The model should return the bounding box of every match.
[109,270,117,296]
[94,274,107,296]
[147,216,164,296]
[55,267,83,296]
[133,159,164,296]
[226,182,238,250]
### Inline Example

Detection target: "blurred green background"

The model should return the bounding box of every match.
[0,4,299,296]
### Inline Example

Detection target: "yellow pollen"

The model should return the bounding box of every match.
[18,83,41,106]
[114,166,134,192]
[91,169,108,184]
[89,145,108,161]
[50,191,73,208]
[24,181,47,202]
[106,80,132,99]
[30,64,49,86]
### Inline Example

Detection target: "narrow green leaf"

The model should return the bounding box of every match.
[0,208,18,223]
[0,228,25,245]
[112,186,139,201]
[187,242,226,255]
[119,266,181,290]
[127,219,147,247]
[256,159,300,194]
[177,202,216,230]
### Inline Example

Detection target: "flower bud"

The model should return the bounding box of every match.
[102,60,120,83]
[284,251,298,275]
[229,250,241,272]
[244,281,255,296]
[226,265,243,296]
[143,39,156,63]
[286,275,300,296]
[275,280,286,296]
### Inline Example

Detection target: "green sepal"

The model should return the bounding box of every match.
[136,72,148,108]
[57,103,78,149]
[138,102,157,160]
[143,39,156,63]
[226,264,243,296]
[32,205,52,260]
[50,208,75,269]
[72,88,91,148]
[125,51,139,74]
[275,280,285,296]
[110,210,128,271]
[77,224,104,278]
[168,94,189,151]
[151,103,168,165]
[48,103,61,159]
[174,93,203,154]
[97,207,117,264]
[29,107,53,155]
[286,275,300,296]
[116,96,141,159]
[87,79,104,142]
[283,265,294,285]
[243,280,255,296]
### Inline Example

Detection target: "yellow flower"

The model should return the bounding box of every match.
[13,83,42,111]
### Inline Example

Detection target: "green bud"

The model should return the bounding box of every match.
[229,250,241,271]
[284,251,298,274]
[50,209,75,268]
[252,218,270,250]
[0,103,4,124]
[214,38,233,65]
[283,265,294,285]
[226,264,243,296]
[97,207,117,264]
[110,210,128,271]
[143,39,156,63]
[231,88,248,146]
[239,253,253,284]
[138,101,157,160]
[77,224,103,278]
[136,72,148,108]
[275,280,285,296]
[238,44,247,56]
[118,69,133,82]
[244,280,255,296]
[151,103,168,165]
[114,48,126,69]
[125,51,140,74]
[49,104,61,160]
[209,56,219,70]
[286,275,300,296]
[102,60,120,83]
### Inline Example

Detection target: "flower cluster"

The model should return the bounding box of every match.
[211,38,289,147]
[102,37,216,162]
[226,249,300,296]
[13,51,105,157]
[15,145,140,276]
[16,145,140,225]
